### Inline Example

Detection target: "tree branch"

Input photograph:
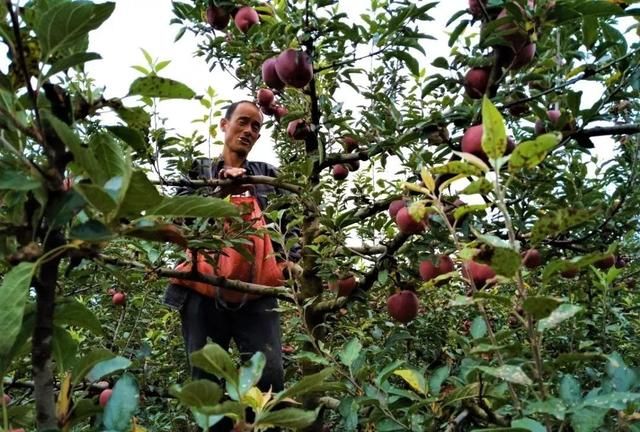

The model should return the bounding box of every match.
[314,48,388,73]
[97,255,295,302]
[156,175,304,195]
[320,151,370,170]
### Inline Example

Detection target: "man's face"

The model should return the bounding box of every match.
[220,102,263,157]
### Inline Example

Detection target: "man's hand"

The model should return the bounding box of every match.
[219,167,247,179]
[282,261,303,279]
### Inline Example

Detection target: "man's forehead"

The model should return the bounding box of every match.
[233,103,263,122]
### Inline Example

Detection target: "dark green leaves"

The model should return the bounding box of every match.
[170,380,223,409]
[0,262,34,356]
[35,1,115,59]
[128,76,196,99]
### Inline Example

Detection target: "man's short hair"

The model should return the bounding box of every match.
[224,100,260,119]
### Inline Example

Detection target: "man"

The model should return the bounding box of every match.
[164,100,299,431]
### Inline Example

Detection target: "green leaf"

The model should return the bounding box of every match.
[190,343,238,393]
[461,178,494,195]
[115,106,151,130]
[454,204,489,220]
[54,299,104,335]
[570,407,607,432]
[87,356,132,382]
[170,380,223,409]
[508,133,562,171]
[274,368,334,404]
[35,1,115,58]
[537,304,582,332]
[511,418,546,432]
[579,391,640,410]
[559,375,582,405]
[69,220,115,242]
[72,349,116,385]
[46,114,100,182]
[238,352,265,398]
[524,397,567,420]
[388,50,419,76]
[116,170,163,218]
[47,189,86,228]
[530,208,594,244]
[339,338,362,368]
[477,365,533,386]
[106,126,151,156]
[522,297,564,320]
[128,75,196,99]
[582,16,598,48]
[74,183,117,214]
[89,133,128,185]
[0,262,34,356]
[103,373,139,431]
[148,196,238,218]
[43,52,101,80]
[429,365,450,396]
[606,352,637,392]
[431,161,483,176]
[256,407,319,430]
[489,247,521,277]
[52,325,78,372]
[470,316,487,339]
[0,169,41,190]
[481,96,507,160]
[196,400,245,418]
[393,369,426,394]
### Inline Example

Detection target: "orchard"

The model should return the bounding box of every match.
[1,0,640,431]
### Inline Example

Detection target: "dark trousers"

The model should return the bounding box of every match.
[179,289,284,431]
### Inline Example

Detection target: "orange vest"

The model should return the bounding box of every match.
[170,194,284,303]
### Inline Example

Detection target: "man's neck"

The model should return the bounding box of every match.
[221,148,247,168]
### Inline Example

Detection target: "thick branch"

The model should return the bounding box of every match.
[97,255,295,302]
[570,124,640,138]
[156,176,304,195]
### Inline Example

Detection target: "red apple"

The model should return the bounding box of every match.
[419,260,438,281]
[273,105,288,121]
[107,288,117,296]
[332,164,349,180]
[437,255,455,274]
[462,260,496,287]
[497,8,529,50]
[511,43,536,69]
[287,119,309,140]
[342,136,358,152]
[522,248,542,269]
[99,388,112,407]
[261,57,284,90]
[461,124,485,158]
[395,207,427,235]
[260,104,277,116]
[275,49,314,89]
[112,292,126,306]
[206,5,230,30]
[337,275,357,297]
[234,6,259,33]
[469,0,487,17]
[387,291,419,323]
[2,393,11,405]
[464,67,490,99]
[256,88,274,107]
[535,109,563,134]
[594,255,615,270]
[388,199,407,218]
[281,344,295,354]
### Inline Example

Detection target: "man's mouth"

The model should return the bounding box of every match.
[239,137,251,145]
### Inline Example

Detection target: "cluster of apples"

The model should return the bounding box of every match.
[464,0,537,100]
[388,199,428,235]
[205,4,260,34]
[331,137,360,181]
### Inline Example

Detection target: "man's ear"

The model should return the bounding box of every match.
[220,117,228,132]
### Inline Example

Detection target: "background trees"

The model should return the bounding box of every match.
[1,0,640,431]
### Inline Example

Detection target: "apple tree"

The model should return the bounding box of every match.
[2,0,640,431]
